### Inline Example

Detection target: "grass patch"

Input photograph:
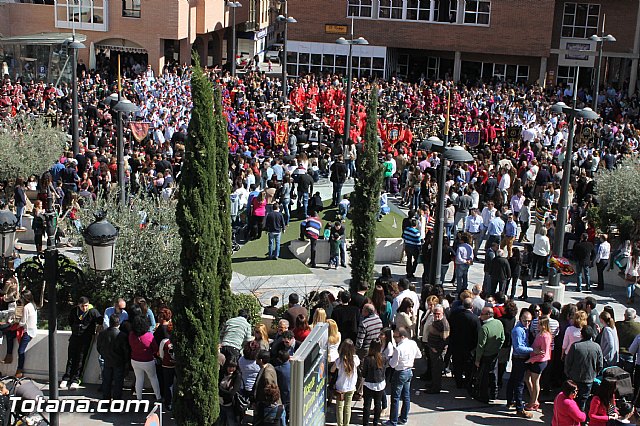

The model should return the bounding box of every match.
[231,199,405,276]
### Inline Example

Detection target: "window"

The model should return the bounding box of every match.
[492,63,529,83]
[557,65,577,88]
[55,0,108,31]
[448,0,458,22]
[426,56,439,79]
[379,0,403,19]
[122,0,140,17]
[287,50,385,78]
[406,0,430,21]
[562,3,599,38]
[464,0,490,25]
[348,0,373,17]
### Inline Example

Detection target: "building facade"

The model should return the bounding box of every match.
[286,0,640,95]
[0,0,264,74]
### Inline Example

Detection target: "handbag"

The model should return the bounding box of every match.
[625,274,638,283]
[335,391,345,401]
[233,392,250,413]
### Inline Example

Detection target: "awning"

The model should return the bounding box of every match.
[0,32,87,45]
[94,38,147,54]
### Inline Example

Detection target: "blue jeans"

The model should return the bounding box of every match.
[506,356,527,410]
[575,381,593,413]
[576,262,591,291]
[6,331,31,370]
[445,223,454,242]
[346,159,356,178]
[301,192,309,218]
[456,263,470,293]
[411,188,421,210]
[629,283,636,299]
[16,205,25,228]
[338,203,349,218]
[268,232,282,259]
[440,264,449,286]
[282,198,291,225]
[332,182,344,205]
[389,369,412,425]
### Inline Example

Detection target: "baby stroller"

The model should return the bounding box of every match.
[0,376,49,426]
[591,366,635,405]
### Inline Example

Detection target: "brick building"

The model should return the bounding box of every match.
[286,0,640,95]
[0,0,274,77]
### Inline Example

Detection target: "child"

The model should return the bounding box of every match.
[32,200,45,253]
[338,194,350,220]
[329,231,340,269]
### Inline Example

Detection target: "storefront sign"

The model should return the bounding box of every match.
[325,24,348,35]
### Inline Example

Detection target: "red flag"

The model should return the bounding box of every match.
[275,120,288,146]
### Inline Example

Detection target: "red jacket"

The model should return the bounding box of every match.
[552,392,586,426]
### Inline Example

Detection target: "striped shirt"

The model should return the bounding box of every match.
[356,314,383,351]
[304,216,322,240]
[531,316,560,349]
[402,226,422,247]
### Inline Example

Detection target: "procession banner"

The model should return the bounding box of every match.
[465,131,480,147]
[130,122,150,143]
[275,120,288,146]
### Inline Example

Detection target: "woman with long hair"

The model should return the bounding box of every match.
[311,308,327,327]
[599,311,620,367]
[395,298,414,338]
[588,378,619,426]
[371,285,392,328]
[562,310,587,358]
[327,319,341,405]
[251,191,267,240]
[129,315,162,401]
[219,360,243,426]
[625,248,640,304]
[293,314,311,342]
[362,340,385,426]
[331,339,359,426]
[552,380,586,426]
[135,297,156,332]
[5,290,37,378]
[506,247,522,299]
[254,323,270,351]
[525,317,552,411]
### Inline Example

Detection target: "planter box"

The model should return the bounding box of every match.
[288,238,405,265]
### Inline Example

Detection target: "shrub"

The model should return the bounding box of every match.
[219,291,263,327]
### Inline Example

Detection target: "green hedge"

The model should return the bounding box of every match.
[219,291,263,327]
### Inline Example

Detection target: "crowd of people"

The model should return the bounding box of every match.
[1,44,640,425]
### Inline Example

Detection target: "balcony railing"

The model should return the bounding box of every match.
[55,0,108,31]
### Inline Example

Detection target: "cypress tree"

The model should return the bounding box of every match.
[213,88,232,294]
[172,58,221,425]
[350,86,383,291]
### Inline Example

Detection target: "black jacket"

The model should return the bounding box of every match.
[68,306,102,338]
[330,161,348,184]
[331,304,361,343]
[297,173,314,194]
[97,327,130,368]
[448,309,481,352]
[362,355,385,384]
[490,257,512,283]
[573,241,595,265]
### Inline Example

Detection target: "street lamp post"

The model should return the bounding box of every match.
[277,2,296,103]
[227,1,242,78]
[0,209,17,272]
[336,35,368,148]
[428,140,474,287]
[67,39,85,156]
[590,32,616,111]
[548,72,599,287]
[113,99,140,206]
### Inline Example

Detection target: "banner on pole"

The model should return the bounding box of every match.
[465,131,480,147]
[130,122,150,143]
[275,120,288,146]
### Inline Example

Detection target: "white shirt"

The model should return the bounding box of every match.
[335,355,360,392]
[481,206,497,228]
[596,241,611,262]
[20,302,37,338]
[392,289,420,321]
[389,338,422,370]
[498,173,511,191]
